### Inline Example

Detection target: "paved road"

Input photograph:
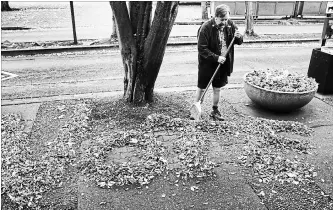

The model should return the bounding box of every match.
[1,44,317,101]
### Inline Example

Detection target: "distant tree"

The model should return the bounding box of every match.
[245,1,258,37]
[110,2,179,104]
[111,14,117,40]
[1,1,12,11]
[201,1,209,20]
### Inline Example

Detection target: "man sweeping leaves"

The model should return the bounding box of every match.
[191,4,243,121]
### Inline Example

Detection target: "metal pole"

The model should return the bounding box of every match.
[70,1,78,44]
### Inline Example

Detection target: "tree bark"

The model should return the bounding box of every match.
[129,2,152,103]
[110,2,137,102]
[142,1,178,102]
[110,1,178,104]
[1,1,12,11]
[245,1,257,36]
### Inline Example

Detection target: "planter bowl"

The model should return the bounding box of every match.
[244,72,318,112]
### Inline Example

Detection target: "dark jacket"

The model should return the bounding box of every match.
[197,18,243,77]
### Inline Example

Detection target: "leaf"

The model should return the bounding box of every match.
[179,154,186,160]
[129,138,138,144]
[258,191,265,197]
[190,186,198,191]
[292,180,299,185]
[98,182,106,188]
[286,172,297,178]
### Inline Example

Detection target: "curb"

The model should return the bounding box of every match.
[1,38,320,56]
[1,84,244,106]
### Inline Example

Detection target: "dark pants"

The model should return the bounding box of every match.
[197,62,228,89]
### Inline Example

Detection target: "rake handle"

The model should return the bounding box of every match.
[199,36,236,103]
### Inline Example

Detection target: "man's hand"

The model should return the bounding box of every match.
[235,30,242,38]
[218,56,226,64]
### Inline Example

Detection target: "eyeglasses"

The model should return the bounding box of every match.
[216,17,228,22]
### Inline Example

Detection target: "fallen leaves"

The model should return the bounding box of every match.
[246,69,318,92]
[79,113,219,188]
[236,116,316,185]
[82,97,319,191]
[2,93,320,209]
[1,101,92,209]
[190,186,199,191]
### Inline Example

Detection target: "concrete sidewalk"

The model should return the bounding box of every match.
[1,24,323,43]
[2,86,332,209]
[76,88,333,210]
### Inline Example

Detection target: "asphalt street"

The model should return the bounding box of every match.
[1,43,318,101]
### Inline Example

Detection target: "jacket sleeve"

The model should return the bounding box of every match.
[197,25,219,62]
[232,22,243,45]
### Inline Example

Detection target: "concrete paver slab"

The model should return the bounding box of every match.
[222,88,333,199]
[78,165,266,210]
[1,102,41,133]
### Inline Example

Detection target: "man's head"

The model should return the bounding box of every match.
[214,4,230,27]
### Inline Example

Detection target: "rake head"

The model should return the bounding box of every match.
[190,102,202,121]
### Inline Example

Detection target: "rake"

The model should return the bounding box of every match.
[190,35,237,121]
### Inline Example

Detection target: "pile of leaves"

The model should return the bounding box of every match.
[79,129,168,187]
[1,40,86,50]
[1,113,46,208]
[171,131,217,179]
[79,113,218,188]
[236,116,316,185]
[1,102,91,209]
[82,97,317,189]
[246,69,318,92]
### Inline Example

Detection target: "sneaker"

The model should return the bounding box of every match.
[210,109,224,121]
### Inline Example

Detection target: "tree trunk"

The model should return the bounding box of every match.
[110,1,179,104]
[245,1,257,36]
[298,1,304,18]
[1,1,12,11]
[141,1,178,102]
[201,1,208,20]
[110,2,137,102]
[111,14,117,40]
